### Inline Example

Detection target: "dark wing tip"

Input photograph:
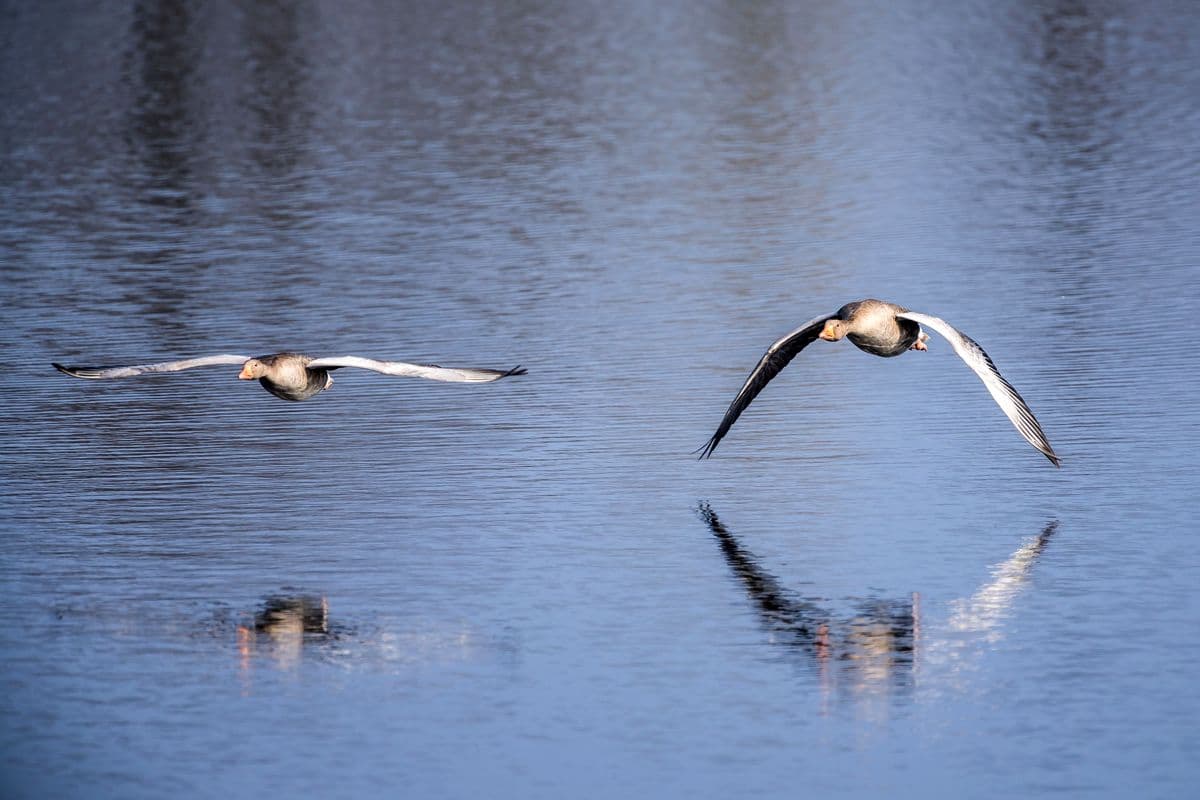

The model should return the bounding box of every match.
[52,363,75,376]
[694,433,722,460]
[503,365,527,377]
[1045,449,1062,468]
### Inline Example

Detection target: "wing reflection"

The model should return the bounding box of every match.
[946,521,1057,638]
[227,591,518,693]
[700,504,915,703]
[920,522,1058,688]
[700,503,1057,708]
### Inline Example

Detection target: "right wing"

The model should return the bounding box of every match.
[52,354,250,379]
[699,314,834,458]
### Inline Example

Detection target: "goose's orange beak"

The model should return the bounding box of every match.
[238,366,255,380]
[818,321,839,341]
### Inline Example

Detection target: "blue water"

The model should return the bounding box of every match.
[2,1,1198,798]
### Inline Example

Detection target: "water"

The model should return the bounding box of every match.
[2,1,1199,797]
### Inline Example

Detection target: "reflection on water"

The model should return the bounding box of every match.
[237,593,332,674]
[224,591,515,695]
[232,592,338,690]
[921,522,1059,692]
[946,521,1057,639]
[700,504,1058,710]
[700,503,915,709]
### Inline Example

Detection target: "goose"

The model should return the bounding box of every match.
[53,352,526,402]
[699,299,1059,465]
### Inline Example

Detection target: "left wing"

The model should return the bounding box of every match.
[305,356,526,383]
[897,311,1060,466]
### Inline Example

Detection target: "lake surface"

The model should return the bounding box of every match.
[2,1,1198,797]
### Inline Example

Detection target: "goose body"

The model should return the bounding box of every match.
[700,299,1059,466]
[53,351,526,401]
[239,353,334,401]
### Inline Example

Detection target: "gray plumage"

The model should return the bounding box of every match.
[700,299,1059,466]
[53,352,526,402]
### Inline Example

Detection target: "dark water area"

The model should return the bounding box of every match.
[2,1,1198,797]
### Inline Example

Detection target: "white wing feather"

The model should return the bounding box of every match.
[53,354,250,379]
[897,311,1059,465]
[305,356,524,383]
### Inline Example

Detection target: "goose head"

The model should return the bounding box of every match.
[818,319,848,341]
[238,358,267,380]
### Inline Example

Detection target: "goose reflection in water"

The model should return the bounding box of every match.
[698,504,1057,709]
[231,593,514,689]
[237,594,331,674]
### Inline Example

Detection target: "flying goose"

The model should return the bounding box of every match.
[53,352,526,401]
[699,299,1060,465]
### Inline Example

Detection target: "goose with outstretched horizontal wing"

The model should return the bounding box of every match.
[699,299,1059,466]
[53,352,526,402]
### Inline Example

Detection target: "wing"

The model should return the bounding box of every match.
[305,356,526,383]
[52,354,250,379]
[699,313,834,458]
[897,311,1060,466]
